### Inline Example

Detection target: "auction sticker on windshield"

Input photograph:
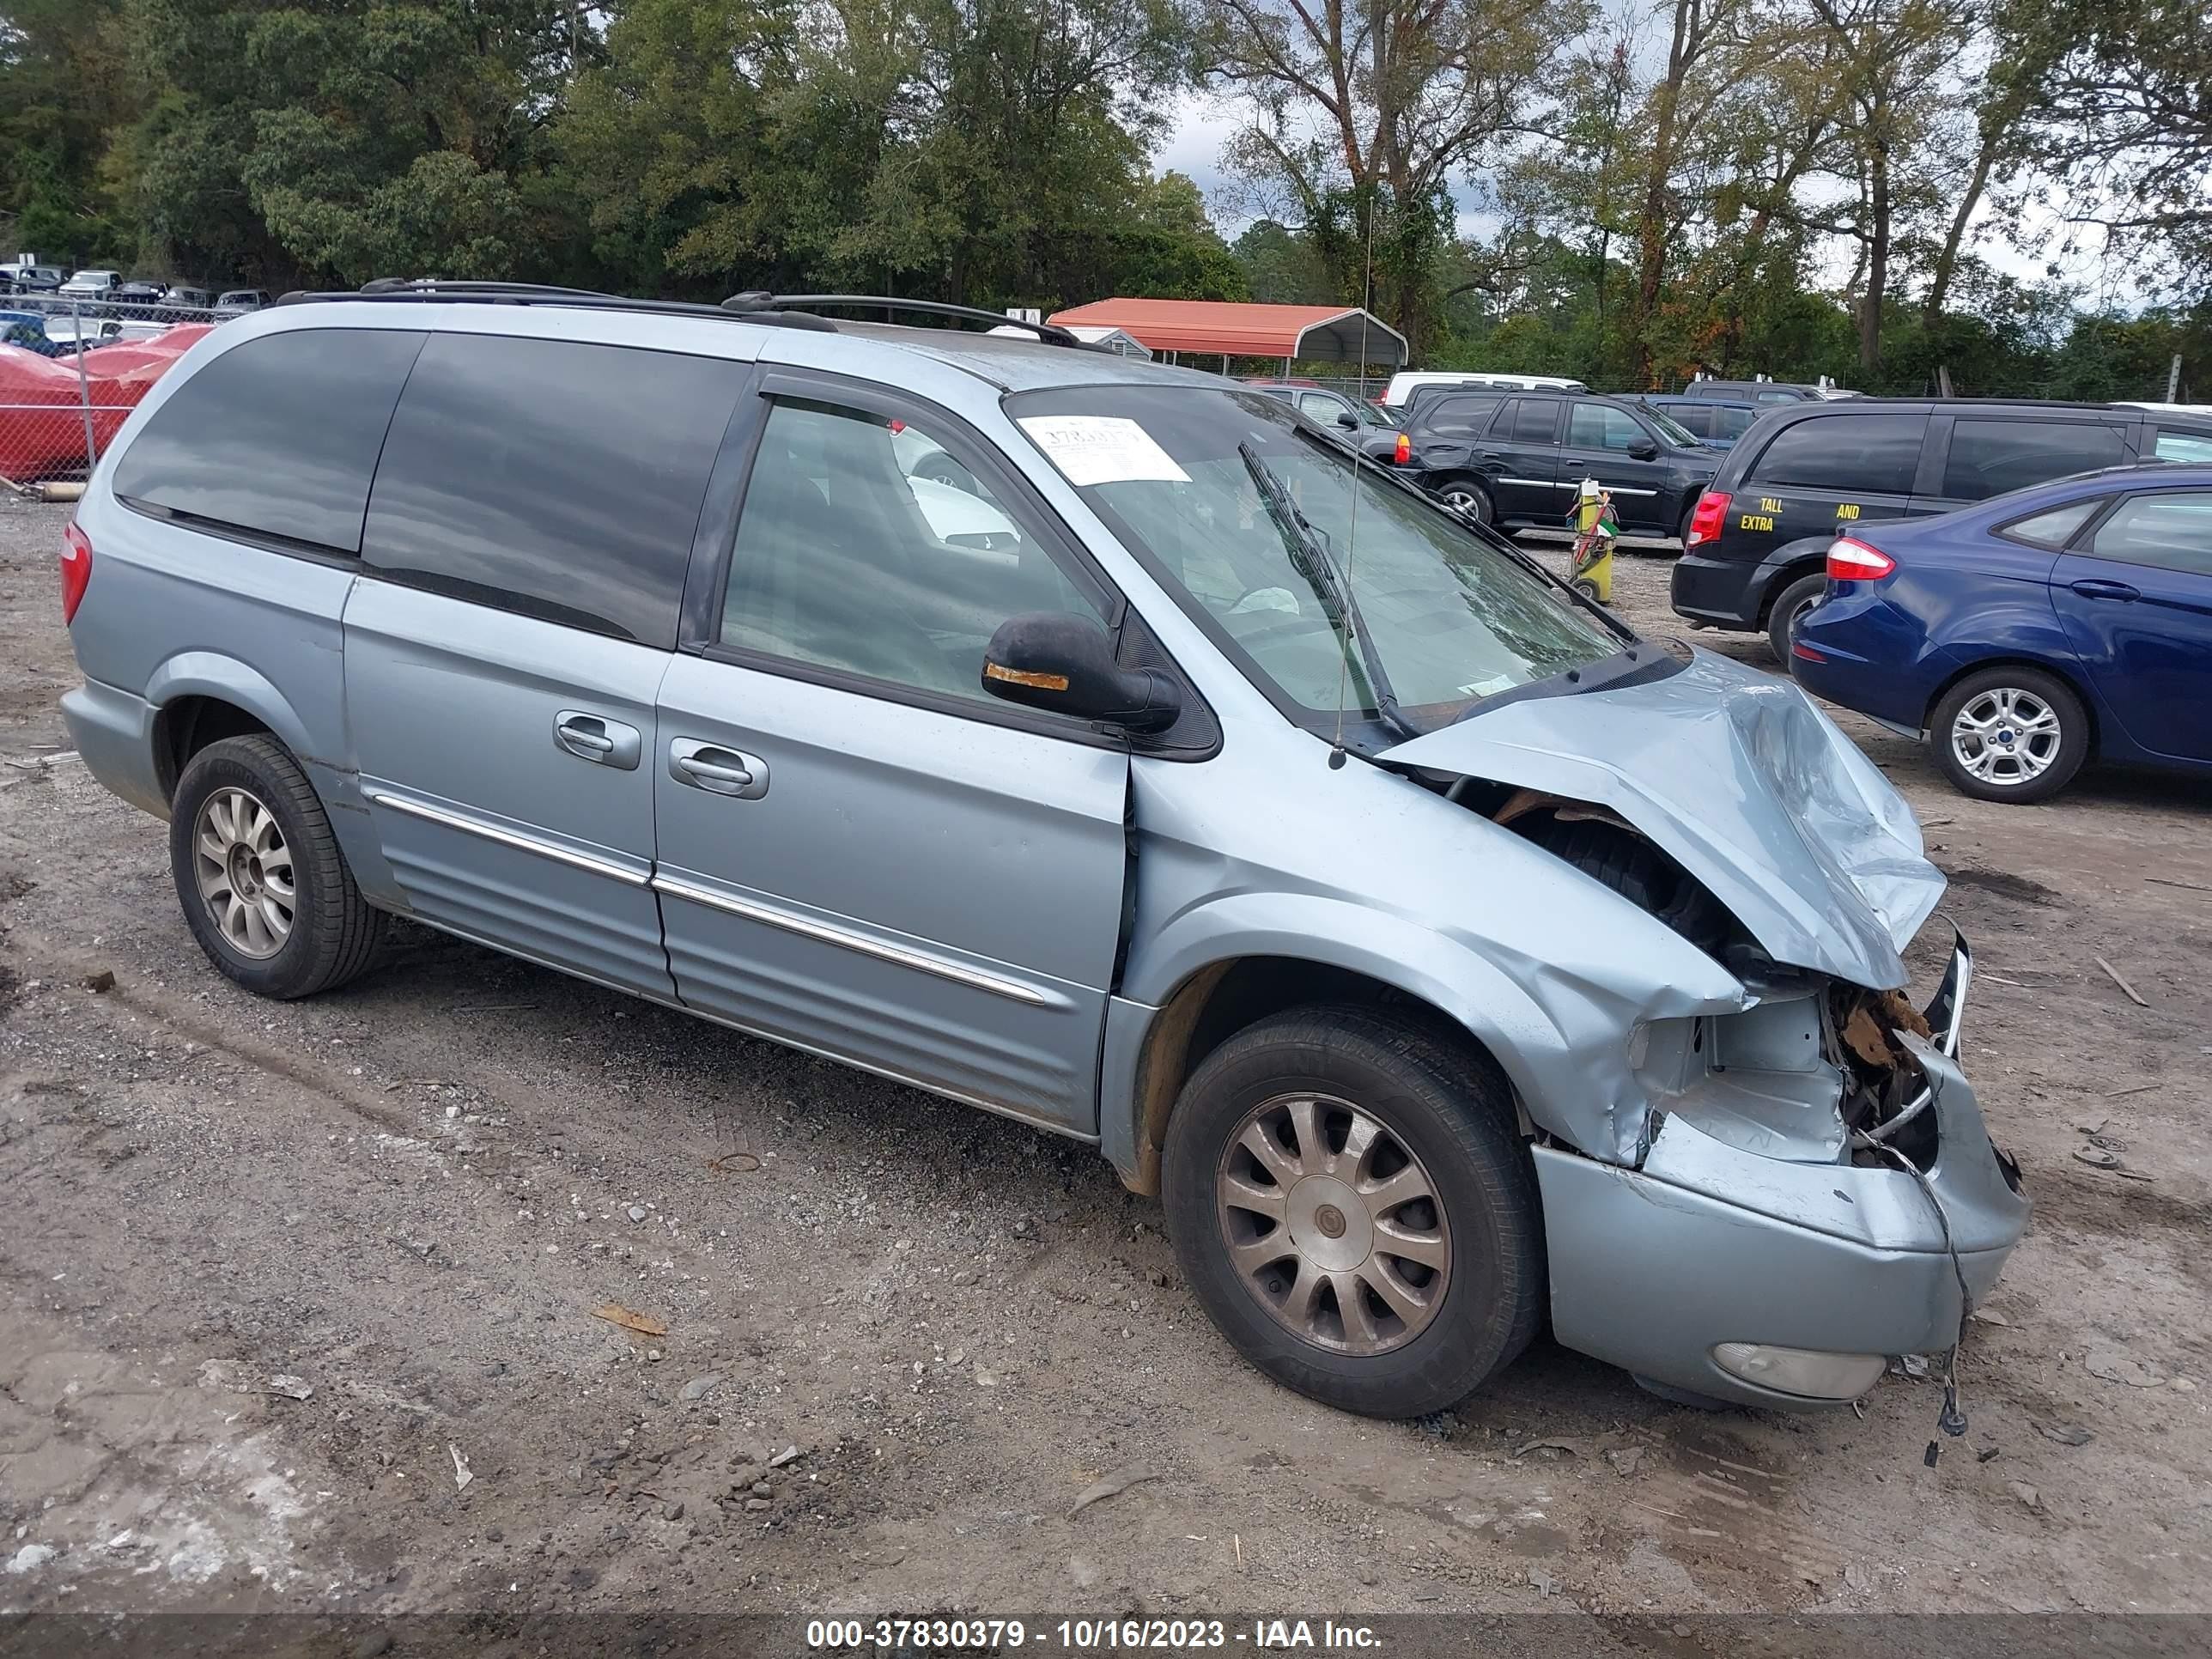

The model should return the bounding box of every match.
[1018,415,1190,486]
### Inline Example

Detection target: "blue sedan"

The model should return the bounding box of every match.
[1791,463,2212,802]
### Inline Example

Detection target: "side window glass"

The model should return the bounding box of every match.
[112,328,426,551]
[1569,404,1640,451]
[1942,418,2128,501]
[1669,406,1711,437]
[1296,393,1340,424]
[362,334,743,647]
[1427,396,1498,436]
[1720,407,1758,437]
[2001,500,2099,549]
[720,398,1104,705]
[2155,429,2212,464]
[1750,414,1926,495]
[1510,399,1559,443]
[2088,492,2212,578]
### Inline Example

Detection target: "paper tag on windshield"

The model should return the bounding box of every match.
[1018,416,1189,487]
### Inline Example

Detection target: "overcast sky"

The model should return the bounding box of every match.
[1154,92,2142,316]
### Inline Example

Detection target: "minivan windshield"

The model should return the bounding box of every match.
[1009,385,1630,734]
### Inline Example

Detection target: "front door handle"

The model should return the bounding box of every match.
[2069,578,2140,603]
[668,738,769,799]
[555,711,641,769]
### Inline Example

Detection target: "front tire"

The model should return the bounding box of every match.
[1162,1008,1543,1418]
[1927,665,2087,803]
[169,734,389,999]
[1765,572,1827,664]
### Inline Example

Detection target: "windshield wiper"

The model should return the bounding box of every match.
[1237,441,1413,740]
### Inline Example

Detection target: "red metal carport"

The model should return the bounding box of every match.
[1045,299,1407,376]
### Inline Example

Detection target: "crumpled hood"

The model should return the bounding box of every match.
[1380,648,1943,988]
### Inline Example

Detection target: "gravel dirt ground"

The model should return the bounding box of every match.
[2,497,2208,1628]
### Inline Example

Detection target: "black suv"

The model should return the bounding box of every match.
[1400,391,1721,539]
[1672,398,2212,659]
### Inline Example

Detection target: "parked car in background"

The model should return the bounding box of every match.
[60,270,123,299]
[4,264,64,295]
[1400,389,1720,540]
[116,281,169,303]
[1382,369,1588,408]
[167,288,214,310]
[1672,398,2212,661]
[1791,464,2212,802]
[1243,380,1405,462]
[0,310,70,358]
[1642,394,1760,448]
[1681,379,1836,404]
[59,280,2022,1420]
[214,289,270,317]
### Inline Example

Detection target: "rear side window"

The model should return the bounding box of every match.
[2001,500,2100,549]
[112,328,425,552]
[2154,428,2212,464]
[1498,398,1561,443]
[361,334,745,647]
[1668,405,1714,438]
[1941,418,2127,500]
[2088,492,2212,577]
[1750,413,1926,495]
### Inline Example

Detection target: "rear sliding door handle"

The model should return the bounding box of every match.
[554,711,641,769]
[669,738,769,799]
[2069,578,2140,602]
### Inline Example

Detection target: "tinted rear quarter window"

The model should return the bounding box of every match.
[1668,405,1714,437]
[1749,412,1927,495]
[2154,428,2212,464]
[2089,491,2212,578]
[1423,395,1502,435]
[1502,398,1561,443]
[361,333,745,647]
[1941,417,2128,500]
[112,327,426,551]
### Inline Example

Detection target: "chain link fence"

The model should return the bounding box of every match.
[0,295,226,494]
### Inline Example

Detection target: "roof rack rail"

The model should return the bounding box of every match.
[720,292,1089,348]
[274,279,838,331]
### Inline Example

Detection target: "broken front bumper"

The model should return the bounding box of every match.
[1532,933,2028,1410]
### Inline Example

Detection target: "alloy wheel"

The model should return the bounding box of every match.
[192,786,295,959]
[1949,686,2062,786]
[1215,1093,1451,1356]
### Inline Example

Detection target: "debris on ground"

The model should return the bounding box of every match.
[449,1444,473,1492]
[2074,1146,2123,1169]
[2083,1347,2165,1388]
[2094,957,2149,1007]
[5,1544,57,1575]
[591,1303,668,1338]
[769,1445,801,1468]
[627,1206,648,1223]
[1529,1568,1558,1596]
[2008,1481,2044,1513]
[267,1374,314,1401]
[2032,1420,2094,1446]
[80,968,114,993]
[1607,1446,1648,1478]
[1068,1468,1157,1517]
[680,1373,723,1401]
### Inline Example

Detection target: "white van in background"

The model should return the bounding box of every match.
[1382,370,1588,408]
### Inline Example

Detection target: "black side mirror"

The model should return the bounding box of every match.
[1627,437,1658,460]
[981,613,1181,735]
[1334,410,1358,431]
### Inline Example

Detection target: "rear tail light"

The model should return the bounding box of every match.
[1394,432,1411,465]
[60,522,92,623]
[1685,490,1729,546]
[1826,536,1896,580]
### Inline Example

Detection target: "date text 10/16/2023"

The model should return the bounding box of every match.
[805,1618,1384,1650]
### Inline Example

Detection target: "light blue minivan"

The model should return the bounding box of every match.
[58,283,2025,1418]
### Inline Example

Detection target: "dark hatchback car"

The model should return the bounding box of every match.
[1673,398,2212,660]
[1792,465,2212,802]
[1401,391,1719,539]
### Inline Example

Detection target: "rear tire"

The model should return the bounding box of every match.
[1436,480,1492,525]
[169,735,389,999]
[1162,1007,1543,1419]
[1927,665,2087,804]
[1765,572,1827,664]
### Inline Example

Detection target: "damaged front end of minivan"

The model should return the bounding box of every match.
[1383,650,2028,1409]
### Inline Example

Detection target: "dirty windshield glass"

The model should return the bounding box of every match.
[1008,386,1624,730]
